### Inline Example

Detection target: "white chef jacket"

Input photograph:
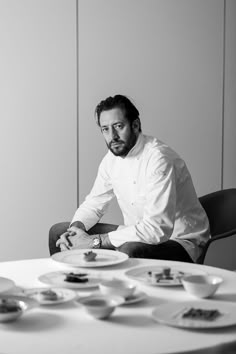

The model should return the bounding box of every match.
[71,134,210,262]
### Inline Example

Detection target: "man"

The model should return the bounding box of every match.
[49,94,210,263]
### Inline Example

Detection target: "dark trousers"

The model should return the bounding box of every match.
[48,222,194,263]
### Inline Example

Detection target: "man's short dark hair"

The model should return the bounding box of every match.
[95,94,141,131]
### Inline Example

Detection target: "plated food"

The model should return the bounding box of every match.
[64,272,89,283]
[121,290,147,305]
[39,289,61,301]
[147,267,184,285]
[0,294,38,322]
[125,265,206,287]
[24,287,77,305]
[83,251,97,262]
[38,271,101,289]
[181,307,221,321]
[152,300,236,329]
[0,298,21,313]
[51,249,128,268]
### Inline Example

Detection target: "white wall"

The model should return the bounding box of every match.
[78,0,223,219]
[0,0,77,261]
[223,0,236,188]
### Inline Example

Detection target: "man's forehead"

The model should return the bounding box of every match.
[100,108,127,126]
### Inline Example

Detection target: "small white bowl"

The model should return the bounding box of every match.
[77,294,124,319]
[99,278,136,298]
[181,274,223,298]
[0,295,38,323]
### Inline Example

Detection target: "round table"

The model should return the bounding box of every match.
[1,257,236,354]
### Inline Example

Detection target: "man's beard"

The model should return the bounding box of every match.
[107,133,137,157]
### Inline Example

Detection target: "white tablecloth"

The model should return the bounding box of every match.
[1,257,236,354]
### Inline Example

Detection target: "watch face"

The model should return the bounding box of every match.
[93,237,100,248]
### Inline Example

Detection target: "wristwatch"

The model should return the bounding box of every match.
[92,235,101,249]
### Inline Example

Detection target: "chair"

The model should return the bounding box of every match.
[197,188,236,264]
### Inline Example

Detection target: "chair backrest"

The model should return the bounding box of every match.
[198,188,236,264]
[199,189,236,238]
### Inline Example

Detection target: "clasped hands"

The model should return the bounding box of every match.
[56,226,94,251]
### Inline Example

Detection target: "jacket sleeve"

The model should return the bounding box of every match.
[71,156,115,231]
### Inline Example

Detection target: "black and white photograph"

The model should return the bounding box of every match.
[0,1,236,353]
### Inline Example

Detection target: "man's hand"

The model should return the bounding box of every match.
[56,226,94,251]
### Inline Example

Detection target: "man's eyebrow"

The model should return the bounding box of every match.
[101,121,124,128]
[113,121,125,126]
[101,125,111,130]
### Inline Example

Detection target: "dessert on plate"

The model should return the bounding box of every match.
[64,272,89,283]
[83,251,97,262]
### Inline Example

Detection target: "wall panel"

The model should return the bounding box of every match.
[0,0,77,260]
[205,0,236,270]
[223,0,236,188]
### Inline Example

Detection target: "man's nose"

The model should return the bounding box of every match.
[110,127,119,139]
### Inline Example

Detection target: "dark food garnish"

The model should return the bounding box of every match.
[40,289,58,300]
[182,308,221,321]
[64,272,89,283]
[84,251,97,262]
[148,267,174,282]
[148,267,186,283]
[0,299,21,313]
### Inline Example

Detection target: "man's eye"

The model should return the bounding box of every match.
[101,127,108,133]
[116,124,123,130]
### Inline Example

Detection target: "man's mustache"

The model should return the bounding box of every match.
[108,140,124,148]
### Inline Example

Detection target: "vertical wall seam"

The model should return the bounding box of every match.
[76,0,79,206]
[221,0,226,190]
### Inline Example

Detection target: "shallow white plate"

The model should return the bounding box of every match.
[38,271,101,289]
[152,300,236,329]
[122,290,147,305]
[0,277,15,293]
[52,249,128,268]
[23,287,77,306]
[125,266,206,287]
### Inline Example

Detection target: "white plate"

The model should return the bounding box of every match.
[122,290,147,305]
[23,287,77,306]
[0,277,15,293]
[52,249,128,268]
[38,271,101,289]
[125,266,206,287]
[152,300,236,329]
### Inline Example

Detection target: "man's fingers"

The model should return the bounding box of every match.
[67,230,76,236]
[56,232,70,247]
[67,227,89,237]
[56,231,74,248]
[60,243,70,251]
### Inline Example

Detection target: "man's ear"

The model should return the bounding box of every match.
[132,118,140,133]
